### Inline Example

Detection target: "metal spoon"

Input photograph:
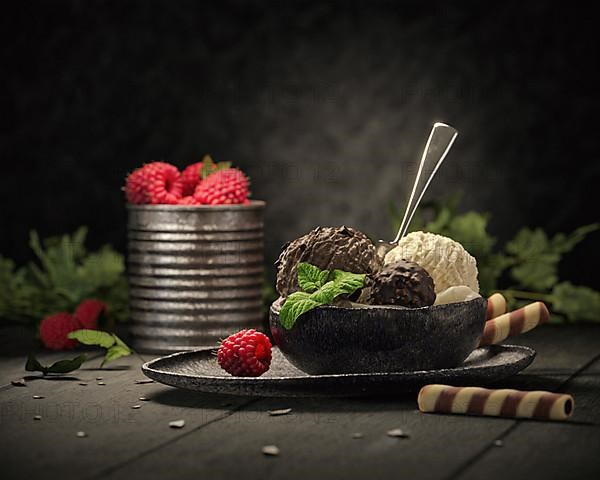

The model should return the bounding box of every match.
[377,122,458,259]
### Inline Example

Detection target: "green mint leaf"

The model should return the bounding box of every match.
[279,292,321,329]
[68,329,116,348]
[25,353,86,375]
[25,353,46,374]
[46,355,87,374]
[279,266,367,329]
[297,262,330,293]
[200,155,216,179]
[101,345,131,367]
[67,329,133,366]
[113,334,132,353]
[331,270,366,295]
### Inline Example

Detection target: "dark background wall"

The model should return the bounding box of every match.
[2,0,599,287]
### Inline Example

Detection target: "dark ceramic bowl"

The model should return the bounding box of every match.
[269,297,487,375]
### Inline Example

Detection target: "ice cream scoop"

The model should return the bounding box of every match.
[361,259,435,308]
[434,285,481,305]
[275,226,381,297]
[384,231,479,294]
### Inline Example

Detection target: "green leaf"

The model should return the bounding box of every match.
[297,262,330,293]
[550,282,600,322]
[25,353,86,375]
[200,155,232,180]
[46,355,87,374]
[101,345,131,366]
[279,291,323,329]
[25,353,45,373]
[551,224,599,254]
[279,264,366,329]
[113,334,132,353]
[0,228,129,326]
[68,329,116,348]
[331,270,366,295]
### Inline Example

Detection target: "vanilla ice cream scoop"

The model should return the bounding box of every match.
[383,231,479,293]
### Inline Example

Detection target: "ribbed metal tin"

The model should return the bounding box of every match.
[127,202,265,353]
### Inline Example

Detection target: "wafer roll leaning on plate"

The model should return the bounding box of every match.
[480,301,549,345]
[485,293,507,320]
[418,385,574,421]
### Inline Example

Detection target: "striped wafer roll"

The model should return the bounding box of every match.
[480,301,549,346]
[485,293,507,320]
[418,384,574,421]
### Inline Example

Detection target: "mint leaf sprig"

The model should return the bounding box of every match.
[68,329,133,366]
[25,353,87,375]
[279,263,365,329]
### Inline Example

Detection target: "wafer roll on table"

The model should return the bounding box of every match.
[418,384,574,421]
[485,293,507,320]
[480,301,549,346]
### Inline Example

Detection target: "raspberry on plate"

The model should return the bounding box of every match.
[217,329,272,377]
[39,312,81,350]
[194,168,250,205]
[124,162,183,205]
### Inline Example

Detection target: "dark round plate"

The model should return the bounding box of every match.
[141,345,536,397]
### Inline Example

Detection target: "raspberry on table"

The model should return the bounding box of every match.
[194,168,250,205]
[74,299,107,330]
[39,313,81,350]
[217,329,272,377]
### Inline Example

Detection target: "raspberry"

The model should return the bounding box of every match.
[194,168,250,205]
[217,329,272,377]
[178,195,202,205]
[74,299,107,330]
[39,313,81,350]
[124,167,149,204]
[181,156,229,196]
[124,162,183,205]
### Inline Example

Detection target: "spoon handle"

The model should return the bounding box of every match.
[394,122,458,244]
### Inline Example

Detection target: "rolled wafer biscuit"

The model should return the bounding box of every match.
[418,384,574,421]
[480,301,549,346]
[485,293,507,320]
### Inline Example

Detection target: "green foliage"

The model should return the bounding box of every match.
[25,353,87,375]
[0,228,129,324]
[279,263,366,329]
[68,329,133,366]
[390,195,599,323]
[297,263,330,293]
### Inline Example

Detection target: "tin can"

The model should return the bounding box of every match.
[127,201,265,353]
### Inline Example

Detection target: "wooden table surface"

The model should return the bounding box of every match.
[1,325,599,480]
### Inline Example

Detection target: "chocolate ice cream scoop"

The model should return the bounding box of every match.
[275,226,381,297]
[362,259,435,308]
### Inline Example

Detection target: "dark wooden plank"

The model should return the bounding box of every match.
[96,326,600,480]
[0,353,255,480]
[455,354,600,480]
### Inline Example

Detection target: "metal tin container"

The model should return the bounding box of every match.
[127,201,265,353]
